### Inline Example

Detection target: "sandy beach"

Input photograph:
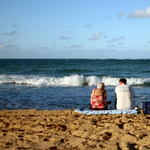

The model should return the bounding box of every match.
[0,109,150,150]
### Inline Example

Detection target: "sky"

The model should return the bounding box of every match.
[0,0,150,59]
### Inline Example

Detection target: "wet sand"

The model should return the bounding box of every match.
[0,109,150,150]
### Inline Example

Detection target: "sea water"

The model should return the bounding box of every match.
[0,59,150,110]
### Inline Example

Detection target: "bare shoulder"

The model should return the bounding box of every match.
[104,90,107,95]
[92,88,96,92]
[91,88,96,96]
[104,90,107,93]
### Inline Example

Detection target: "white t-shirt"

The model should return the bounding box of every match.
[115,84,135,110]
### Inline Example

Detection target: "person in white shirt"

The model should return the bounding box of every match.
[115,78,135,110]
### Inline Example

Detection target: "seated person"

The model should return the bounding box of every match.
[115,78,135,110]
[90,82,111,110]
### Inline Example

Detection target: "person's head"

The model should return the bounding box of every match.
[119,78,127,85]
[97,82,105,90]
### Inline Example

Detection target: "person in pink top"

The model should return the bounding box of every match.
[90,82,111,110]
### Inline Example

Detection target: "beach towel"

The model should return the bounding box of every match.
[74,108,138,115]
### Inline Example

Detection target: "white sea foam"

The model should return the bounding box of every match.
[0,74,150,87]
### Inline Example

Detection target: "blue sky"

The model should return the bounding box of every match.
[0,0,150,59]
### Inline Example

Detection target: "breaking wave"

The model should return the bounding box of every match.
[0,74,150,87]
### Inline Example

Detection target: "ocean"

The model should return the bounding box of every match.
[0,59,150,110]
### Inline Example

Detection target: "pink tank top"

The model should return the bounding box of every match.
[91,89,107,109]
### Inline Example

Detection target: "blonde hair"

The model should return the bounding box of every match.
[97,82,105,89]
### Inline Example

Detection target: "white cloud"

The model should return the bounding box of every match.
[128,7,150,18]
[118,11,126,19]
[103,35,107,38]
[41,47,50,50]
[3,44,20,51]
[118,42,124,45]
[69,44,83,48]
[104,16,112,19]
[107,36,125,43]
[89,32,102,41]
[65,25,78,28]
[59,36,71,40]
[84,24,91,27]
[3,31,18,36]
[0,44,5,49]
[107,45,115,47]
[12,24,19,28]
[66,31,72,33]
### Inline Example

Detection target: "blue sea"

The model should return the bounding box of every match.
[0,59,150,110]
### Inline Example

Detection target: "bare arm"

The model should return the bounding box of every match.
[115,93,117,109]
[104,91,111,104]
[90,89,95,105]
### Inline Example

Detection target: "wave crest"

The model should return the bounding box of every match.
[0,74,150,87]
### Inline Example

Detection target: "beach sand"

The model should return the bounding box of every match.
[0,109,150,150]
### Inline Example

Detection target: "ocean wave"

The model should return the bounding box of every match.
[0,74,150,87]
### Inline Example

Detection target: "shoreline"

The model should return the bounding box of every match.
[0,109,150,150]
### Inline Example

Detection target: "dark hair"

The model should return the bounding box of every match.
[119,78,127,84]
